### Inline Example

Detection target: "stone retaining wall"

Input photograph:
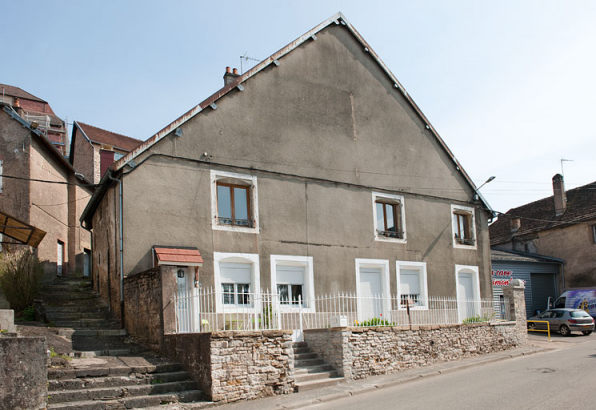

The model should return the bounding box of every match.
[123,266,177,351]
[163,330,294,403]
[0,335,48,409]
[305,321,522,380]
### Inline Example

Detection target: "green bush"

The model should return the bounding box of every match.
[357,317,395,327]
[462,313,494,324]
[0,250,44,312]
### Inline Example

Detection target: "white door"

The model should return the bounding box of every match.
[457,273,476,321]
[359,268,383,321]
[176,268,193,332]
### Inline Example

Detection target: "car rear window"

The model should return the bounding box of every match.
[570,311,591,318]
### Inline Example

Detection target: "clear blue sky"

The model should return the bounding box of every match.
[3,0,595,214]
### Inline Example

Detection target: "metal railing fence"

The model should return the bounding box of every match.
[173,288,508,334]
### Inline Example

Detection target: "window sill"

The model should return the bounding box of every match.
[453,241,477,250]
[213,223,259,234]
[375,234,407,244]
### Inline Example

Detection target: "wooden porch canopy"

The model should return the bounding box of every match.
[0,211,46,248]
[153,246,204,267]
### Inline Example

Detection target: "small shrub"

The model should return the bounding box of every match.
[22,305,36,321]
[358,317,395,327]
[462,313,494,324]
[0,250,44,312]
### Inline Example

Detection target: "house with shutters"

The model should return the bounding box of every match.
[80,13,494,326]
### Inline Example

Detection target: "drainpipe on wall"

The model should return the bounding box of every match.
[107,172,125,327]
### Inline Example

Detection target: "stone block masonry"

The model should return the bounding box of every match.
[163,330,295,403]
[0,335,48,409]
[305,322,524,380]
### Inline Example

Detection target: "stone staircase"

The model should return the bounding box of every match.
[293,342,344,392]
[39,276,204,409]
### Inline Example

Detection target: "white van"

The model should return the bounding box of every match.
[550,289,596,319]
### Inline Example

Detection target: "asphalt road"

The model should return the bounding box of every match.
[307,334,596,410]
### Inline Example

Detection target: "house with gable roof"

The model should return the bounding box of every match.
[0,101,93,278]
[0,83,69,155]
[70,121,143,184]
[80,13,495,326]
[490,174,596,289]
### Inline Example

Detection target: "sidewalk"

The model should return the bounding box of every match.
[147,342,553,410]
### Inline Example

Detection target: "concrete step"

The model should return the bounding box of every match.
[71,329,127,337]
[53,319,117,328]
[49,362,183,380]
[44,300,110,315]
[48,380,198,404]
[294,377,345,392]
[46,311,111,320]
[293,347,312,355]
[41,292,100,301]
[294,352,318,360]
[48,371,192,391]
[295,357,325,367]
[69,349,134,358]
[293,364,334,374]
[294,370,338,383]
[292,342,307,348]
[47,390,203,409]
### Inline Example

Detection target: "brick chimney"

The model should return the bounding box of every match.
[552,174,567,216]
[223,67,240,86]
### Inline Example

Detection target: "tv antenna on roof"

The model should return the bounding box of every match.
[561,158,573,177]
[240,52,260,74]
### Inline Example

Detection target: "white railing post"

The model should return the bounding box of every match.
[299,294,303,337]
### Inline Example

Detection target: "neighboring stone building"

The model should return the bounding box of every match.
[0,83,69,156]
[0,102,93,277]
[490,174,596,288]
[81,13,494,324]
[69,121,142,184]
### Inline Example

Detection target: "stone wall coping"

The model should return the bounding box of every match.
[210,330,292,338]
[489,321,516,327]
[124,267,160,280]
[304,322,498,333]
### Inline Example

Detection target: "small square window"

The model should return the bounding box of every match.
[372,192,406,242]
[396,261,428,310]
[270,255,315,312]
[451,205,477,249]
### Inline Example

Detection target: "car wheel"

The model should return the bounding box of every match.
[582,331,592,336]
[528,322,537,330]
[559,324,571,336]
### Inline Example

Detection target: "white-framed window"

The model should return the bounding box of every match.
[211,170,259,233]
[355,259,391,322]
[372,192,406,242]
[270,255,315,312]
[214,252,260,312]
[455,265,481,322]
[396,261,429,310]
[451,204,477,249]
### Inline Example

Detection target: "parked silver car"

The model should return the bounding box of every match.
[528,308,595,336]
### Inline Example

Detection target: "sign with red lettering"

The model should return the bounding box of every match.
[491,270,513,287]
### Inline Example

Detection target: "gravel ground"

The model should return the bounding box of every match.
[16,321,73,355]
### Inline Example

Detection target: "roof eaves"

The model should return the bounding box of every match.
[491,248,565,264]
[2,104,95,191]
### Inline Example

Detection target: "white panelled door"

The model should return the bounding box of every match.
[457,272,475,321]
[359,268,383,321]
